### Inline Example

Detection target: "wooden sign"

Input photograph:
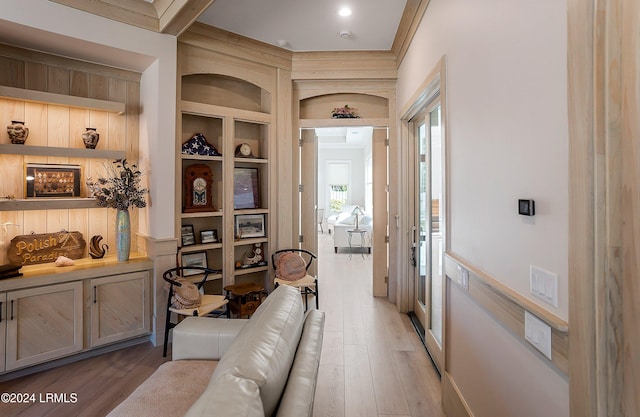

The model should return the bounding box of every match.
[8,232,86,266]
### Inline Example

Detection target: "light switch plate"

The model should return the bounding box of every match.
[530,265,558,308]
[457,265,469,290]
[525,311,552,360]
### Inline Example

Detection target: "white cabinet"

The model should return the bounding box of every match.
[5,282,83,371]
[89,271,151,347]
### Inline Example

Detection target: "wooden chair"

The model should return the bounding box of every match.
[272,249,318,310]
[162,267,228,357]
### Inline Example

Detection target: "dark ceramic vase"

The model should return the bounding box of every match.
[82,128,100,149]
[7,121,29,144]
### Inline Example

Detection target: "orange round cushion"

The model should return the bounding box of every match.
[276,252,307,281]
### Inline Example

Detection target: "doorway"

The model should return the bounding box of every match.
[410,102,444,373]
[296,125,389,297]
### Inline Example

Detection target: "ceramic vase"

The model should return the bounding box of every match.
[7,121,29,144]
[116,209,130,262]
[82,128,100,149]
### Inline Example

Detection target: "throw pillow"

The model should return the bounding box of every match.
[171,279,201,309]
[276,252,307,281]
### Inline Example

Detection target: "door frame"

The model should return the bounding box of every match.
[400,56,448,368]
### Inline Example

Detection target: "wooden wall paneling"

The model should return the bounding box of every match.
[1,98,24,144]
[89,111,109,154]
[621,2,640,415]
[0,44,141,84]
[178,43,275,94]
[68,208,89,257]
[70,71,89,98]
[89,74,109,101]
[24,62,47,92]
[126,81,140,161]
[275,68,293,249]
[46,209,69,234]
[0,56,25,88]
[0,155,21,198]
[108,79,127,152]
[291,51,397,80]
[47,67,70,95]
[47,105,70,148]
[0,211,22,265]
[24,102,47,147]
[22,211,42,235]
[69,108,90,150]
[88,208,109,256]
[180,24,293,72]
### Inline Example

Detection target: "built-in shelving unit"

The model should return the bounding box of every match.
[0,198,99,211]
[177,65,274,294]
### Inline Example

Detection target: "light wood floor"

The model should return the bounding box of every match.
[313,232,444,417]
[0,233,444,417]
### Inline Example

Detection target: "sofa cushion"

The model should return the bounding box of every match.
[276,310,325,417]
[107,360,217,417]
[207,285,304,417]
[186,372,265,417]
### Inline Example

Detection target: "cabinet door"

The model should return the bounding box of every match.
[6,282,83,371]
[89,271,150,347]
[0,293,6,373]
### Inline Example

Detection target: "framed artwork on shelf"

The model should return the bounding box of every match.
[233,167,259,209]
[181,251,207,276]
[25,163,82,198]
[200,229,218,244]
[235,214,265,239]
[181,225,196,246]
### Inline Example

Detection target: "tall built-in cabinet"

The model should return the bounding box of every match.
[178,71,273,293]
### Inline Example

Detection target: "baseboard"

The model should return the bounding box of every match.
[442,371,474,417]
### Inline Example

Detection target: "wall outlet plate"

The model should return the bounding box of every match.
[525,311,552,360]
[457,265,469,290]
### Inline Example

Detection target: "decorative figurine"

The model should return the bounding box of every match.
[89,235,109,259]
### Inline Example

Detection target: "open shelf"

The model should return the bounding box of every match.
[0,85,125,114]
[180,242,223,253]
[0,144,125,160]
[0,198,99,211]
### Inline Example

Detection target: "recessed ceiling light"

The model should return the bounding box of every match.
[338,7,352,17]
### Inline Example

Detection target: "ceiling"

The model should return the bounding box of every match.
[47,0,421,53]
[196,0,407,52]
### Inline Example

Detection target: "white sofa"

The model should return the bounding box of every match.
[107,285,325,417]
[328,205,372,253]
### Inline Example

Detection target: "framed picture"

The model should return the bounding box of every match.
[181,225,196,246]
[233,167,260,209]
[235,214,266,239]
[181,251,207,276]
[200,229,218,244]
[25,163,82,198]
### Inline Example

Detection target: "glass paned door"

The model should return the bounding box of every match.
[412,102,444,372]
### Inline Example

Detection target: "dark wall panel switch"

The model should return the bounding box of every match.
[518,199,535,216]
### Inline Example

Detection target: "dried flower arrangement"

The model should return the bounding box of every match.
[86,159,148,210]
[331,104,360,118]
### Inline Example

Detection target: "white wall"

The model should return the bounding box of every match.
[0,0,177,239]
[397,0,569,416]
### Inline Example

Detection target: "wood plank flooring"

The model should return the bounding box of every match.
[0,233,444,417]
[313,232,444,417]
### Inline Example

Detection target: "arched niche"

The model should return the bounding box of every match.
[300,93,388,119]
[181,73,272,113]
